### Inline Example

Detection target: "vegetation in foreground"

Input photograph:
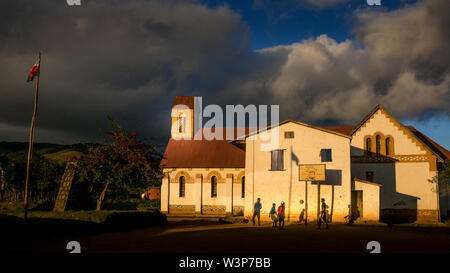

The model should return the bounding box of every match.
[0,117,163,213]
[0,199,167,250]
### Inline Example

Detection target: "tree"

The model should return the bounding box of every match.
[71,118,163,210]
[428,159,450,222]
[429,160,450,194]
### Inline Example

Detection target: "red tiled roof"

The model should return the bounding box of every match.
[406,126,450,160]
[160,127,255,168]
[319,126,356,136]
[172,96,195,109]
[194,127,257,140]
[160,138,245,168]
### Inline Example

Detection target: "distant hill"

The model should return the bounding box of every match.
[0,142,66,154]
[0,142,88,162]
[43,150,83,165]
[0,141,166,163]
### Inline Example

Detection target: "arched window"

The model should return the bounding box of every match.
[376,135,381,155]
[241,176,245,198]
[385,137,391,155]
[179,176,185,197]
[366,138,372,155]
[211,176,217,197]
[178,113,186,133]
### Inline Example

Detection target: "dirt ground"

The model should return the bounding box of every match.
[7,217,450,253]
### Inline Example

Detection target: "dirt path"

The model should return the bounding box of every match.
[8,219,450,253]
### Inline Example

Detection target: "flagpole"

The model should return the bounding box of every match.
[24,51,41,223]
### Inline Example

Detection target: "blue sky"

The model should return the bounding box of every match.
[202,0,420,50]
[199,0,449,149]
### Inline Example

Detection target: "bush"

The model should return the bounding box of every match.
[71,118,163,210]
[136,199,160,211]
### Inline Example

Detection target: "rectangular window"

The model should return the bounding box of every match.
[270,150,284,171]
[284,131,294,139]
[321,149,332,162]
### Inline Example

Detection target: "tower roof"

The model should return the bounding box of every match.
[172,96,195,109]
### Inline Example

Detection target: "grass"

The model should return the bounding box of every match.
[0,202,168,250]
[1,198,161,222]
[3,209,122,223]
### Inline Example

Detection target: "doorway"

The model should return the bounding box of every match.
[351,190,363,220]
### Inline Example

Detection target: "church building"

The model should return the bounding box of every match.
[161,96,449,223]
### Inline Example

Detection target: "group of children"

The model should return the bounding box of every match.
[253,198,329,230]
[269,202,286,229]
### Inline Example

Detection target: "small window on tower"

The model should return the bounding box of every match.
[179,113,186,133]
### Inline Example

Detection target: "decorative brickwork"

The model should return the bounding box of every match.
[206,170,225,183]
[381,209,439,223]
[169,204,195,210]
[352,154,433,163]
[172,170,194,183]
[233,206,244,213]
[202,205,227,215]
[169,204,196,214]
[235,171,245,184]
[352,106,440,171]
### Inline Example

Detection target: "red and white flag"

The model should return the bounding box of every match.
[27,61,39,82]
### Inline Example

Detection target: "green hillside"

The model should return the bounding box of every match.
[0,142,89,162]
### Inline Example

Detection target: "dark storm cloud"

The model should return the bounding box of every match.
[0,0,250,143]
[0,0,448,143]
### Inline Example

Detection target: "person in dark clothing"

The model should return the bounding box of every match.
[252,198,262,226]
[299,208,306,225]
[317,198,328,229]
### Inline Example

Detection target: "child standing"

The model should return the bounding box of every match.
[269,203,278,227]
[277,202,286,229]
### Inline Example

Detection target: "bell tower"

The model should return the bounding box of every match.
[171,96,201,139]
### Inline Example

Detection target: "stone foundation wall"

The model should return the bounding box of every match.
[164,205,243,216]
[232,206,244,214]
[381,209,439,223]
[202,205,226,215]
[167,205,195,215]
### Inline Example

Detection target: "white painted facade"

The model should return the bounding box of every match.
[350,108,441,221]
[243,121,352,222]
[161,98,448,223]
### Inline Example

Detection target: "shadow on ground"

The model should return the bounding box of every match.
[0,212,169,251]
